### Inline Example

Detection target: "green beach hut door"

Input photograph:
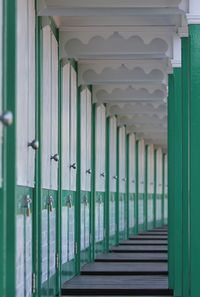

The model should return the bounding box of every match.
[164,154,168,224]
[95,104,106,255]
[138,139,145,232]
[147,145,154,230]
[156,148,163,227]
[80,87,92,266]
[128,133,136,235]
[16,0,36,296]
[41,24,59,296]
[61,61,77,282]
[118,126,127,241]
[108,116,117,247]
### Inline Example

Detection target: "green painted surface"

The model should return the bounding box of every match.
[109,192,117,248]
[168,74,175,289]
[118,193,127,241]
[128,193,136,235]
[188,25,200,297]
[35,13,42,297]
[153,150,156,229]
[181,36,190,297]
[41,189,58,297]
[4,0,17,296]
[138,193,145,232]
[147,194,154,230]
[61,190,77,284]
[155,194,163,228]
[95,192,106,256]
[80,191,92,268]
[144,145,148,231]
[173,67,183,297]
[135,141,139,235]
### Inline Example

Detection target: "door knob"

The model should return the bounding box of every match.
[0,111,13,126]
[70,163,76,170]
[28,140,39,150]
[51,154,59,162]
[86,169,92,174]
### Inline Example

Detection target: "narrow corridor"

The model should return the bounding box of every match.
[62,227,172,296]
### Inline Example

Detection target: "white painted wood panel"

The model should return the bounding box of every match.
[86,89,92,191]
[80,88,87,191]
[138,139,145,193]
[27,0,36,188]
[95,105,102,192]
[147,145,154,194]
[119,126,126,194]
[100,105,106,192]
[50,33,59,190]
[129,133,136,193]
[42,26,51,189]
[16,0,28,186]
[156,148,163,194]
[109,117,117,193]
[70,66,77,191]
[62,63,70,190]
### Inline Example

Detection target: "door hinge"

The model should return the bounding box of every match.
[56,253,59,270]
[32,273,36,294]
[104,228,106,239]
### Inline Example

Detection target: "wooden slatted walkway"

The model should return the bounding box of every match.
[62,227,173,296]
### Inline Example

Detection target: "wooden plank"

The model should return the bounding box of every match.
[129,235,167,240]
[81,262,168,275]
[95,252,168,262]
[110,245,168,253]
[140,232,168,236]
[120,240,168,245]
[62,275,173,296]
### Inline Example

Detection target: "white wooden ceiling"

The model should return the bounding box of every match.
[38,0,191,149]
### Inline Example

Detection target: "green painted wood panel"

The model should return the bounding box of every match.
[173,67,183,297]
[181,36,190,297]
[188,25,200,297]
[168,74,175,290]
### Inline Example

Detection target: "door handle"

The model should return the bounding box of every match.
[122,178,126,182]
[113,176,118,180]
[70,163,76,170]
[28,139,39,150]
[86,169,92,174]
[24,195,32,217]
[100,172,105,178]
[48,196,54,212]
[51,154,59,162]
[0,111,13,126]
[83,195,88,206]
[66,195,72,208]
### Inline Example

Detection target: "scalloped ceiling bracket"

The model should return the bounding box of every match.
[95,86,166,103]
[60,30,172,59]
[81,65,166,86]
[78,61,168,86]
